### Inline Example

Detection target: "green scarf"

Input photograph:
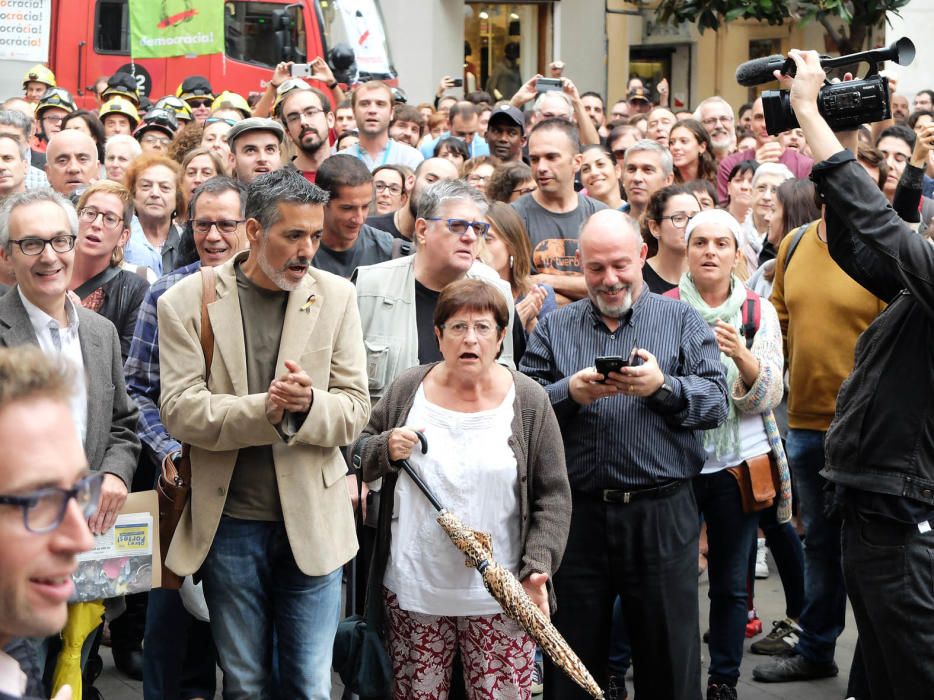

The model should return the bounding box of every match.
[678,273,747,459]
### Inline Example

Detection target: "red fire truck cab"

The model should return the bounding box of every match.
[49,0,397,108]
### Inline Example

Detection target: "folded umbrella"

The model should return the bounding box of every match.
[397,433,604,700]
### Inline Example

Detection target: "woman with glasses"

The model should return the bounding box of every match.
[69,181,151,360]
[463,156,495,195]
[579,145,625,211]
[123,154,184,277]
[641,184,701,293]
[664,209,787,700]
[355,278,571,699]
[372,164,409,215]
[670,119,717,184]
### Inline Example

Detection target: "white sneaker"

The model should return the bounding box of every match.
[755,537,770,579]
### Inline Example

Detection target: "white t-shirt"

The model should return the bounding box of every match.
[702,411,771,474]
[383,383,520,616]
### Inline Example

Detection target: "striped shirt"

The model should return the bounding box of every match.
[520,290,728,492]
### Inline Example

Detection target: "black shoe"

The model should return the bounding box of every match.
[752,653,838,683]
[112,647,144,681]
[750,618,802,656]
[707,682,738,700]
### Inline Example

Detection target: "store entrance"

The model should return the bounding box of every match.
[464,3,545,100]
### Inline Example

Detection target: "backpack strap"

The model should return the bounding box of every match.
[782,222,811,272]
[741,288,760,350]
[391,238,414,259]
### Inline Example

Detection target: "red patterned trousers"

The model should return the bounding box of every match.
[383,588,536,699]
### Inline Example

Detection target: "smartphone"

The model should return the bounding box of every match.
[595,348,640,381]
[450,78,463,87]
[290,63,312,78]
[536,77,562,92]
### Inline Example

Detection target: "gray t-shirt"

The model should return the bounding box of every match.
[511,193,607,275]
[224,262,289,521]
[312,224,394,279]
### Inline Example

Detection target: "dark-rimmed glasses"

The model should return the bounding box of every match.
[426,218,491,240]
[78,207,123,230]
[190,219,245,234]
[8,234,77,256]
[0,472,103,533]
[659,213,695,229]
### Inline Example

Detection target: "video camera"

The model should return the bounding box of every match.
[734,38,916,136]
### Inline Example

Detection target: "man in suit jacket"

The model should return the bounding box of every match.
[0,188,139,531]
[158,168,370,700]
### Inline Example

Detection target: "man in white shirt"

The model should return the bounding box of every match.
[0,346,96,700]
[338,81,423,171]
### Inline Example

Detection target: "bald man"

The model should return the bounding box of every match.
[45,130,99,195]
[520,209,728,700]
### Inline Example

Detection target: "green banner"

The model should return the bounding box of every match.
[129,0,224,59]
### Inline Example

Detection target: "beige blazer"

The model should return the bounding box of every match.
[157,253,370,577]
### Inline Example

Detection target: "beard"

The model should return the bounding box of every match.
[710,130,734,152]
[591,284,633,319]
[297,127,327,157]
[257,245,310,292]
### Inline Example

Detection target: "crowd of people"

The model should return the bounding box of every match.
[0,46,932,700]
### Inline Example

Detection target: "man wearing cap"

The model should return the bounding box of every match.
[520,208,727,700]
[177,76,215,124]
[338,80,423,171]
[34,89,75,154]
[485,104,526,165]
[227,117,285,185]
[100,98,139,138]
[627,86,653,115]
[21,65,55,104]
[278,88,333,183]
[134,109,178,156]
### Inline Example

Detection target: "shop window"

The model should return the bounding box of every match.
[465,4,539,100]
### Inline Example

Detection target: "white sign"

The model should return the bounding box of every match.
[338,0,392,75]
[0,0,51,62]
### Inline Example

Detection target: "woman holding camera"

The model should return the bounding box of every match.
[354,278,571,699]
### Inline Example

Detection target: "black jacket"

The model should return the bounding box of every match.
[817,151,934,506]
[80,268,150,362]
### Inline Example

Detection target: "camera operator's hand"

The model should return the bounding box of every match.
[911,123,934,169]
[775,50,825,117]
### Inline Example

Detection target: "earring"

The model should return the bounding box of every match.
[509,255,514,269]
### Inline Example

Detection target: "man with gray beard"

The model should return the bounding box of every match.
[520,209,728,700]
[695,96,737,161]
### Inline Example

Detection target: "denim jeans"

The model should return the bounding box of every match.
[785,429,846,664]
[759,505,805,619]
[200,517,343,700]
[693,469,759,685]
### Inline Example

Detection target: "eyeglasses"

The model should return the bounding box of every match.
[659,213,695,228]
[512,185,537,196]
[190,219,245,234]
[141,134,171,147]
[701,115,734,126]
[78,207,123,230]
[440,320,499,338]
[204,117,236,127]
[374,182,403,196]
[284,106,325,124]
[42,115,65,125]
[467,174,490,185]
[0,472,103,533]
[9,234,77,256]
[187,99,212,109]
[426,218,491,240]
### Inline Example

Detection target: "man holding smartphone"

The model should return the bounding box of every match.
[521,208,727,700]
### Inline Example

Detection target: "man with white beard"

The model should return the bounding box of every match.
[695,97,737,161]
[520,208,728,699]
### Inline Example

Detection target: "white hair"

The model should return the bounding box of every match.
[751,162,794,188]
[104,134,143,158]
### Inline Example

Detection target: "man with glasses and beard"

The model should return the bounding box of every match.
[279,88,334,183]
[520,208,727,700]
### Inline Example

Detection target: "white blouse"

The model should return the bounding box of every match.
[383,383,520,616]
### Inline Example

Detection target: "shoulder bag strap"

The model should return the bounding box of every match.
[73,265,122,300]
[177,266,217,487]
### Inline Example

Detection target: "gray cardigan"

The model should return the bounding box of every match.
[357,362,572,610]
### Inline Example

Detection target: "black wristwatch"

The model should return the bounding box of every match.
[652,379,674,403]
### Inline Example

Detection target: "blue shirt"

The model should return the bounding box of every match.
[125,217,166,277]
[420,132,490,160]
[337,138,424,171]
[124,260,201,460]
[519,290,728,491]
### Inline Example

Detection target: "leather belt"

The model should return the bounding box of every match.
[600,479,683,504]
